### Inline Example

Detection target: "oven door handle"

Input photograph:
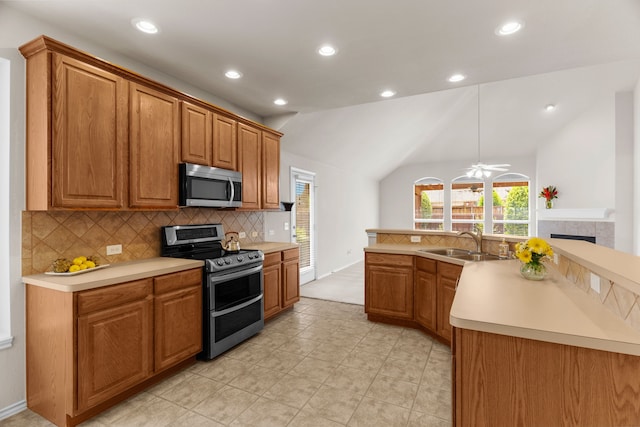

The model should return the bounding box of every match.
[209,264,263,284]
[211,294,263,318]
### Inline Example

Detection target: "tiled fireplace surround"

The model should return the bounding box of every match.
[22,209,264,276]
[376,224,640,335]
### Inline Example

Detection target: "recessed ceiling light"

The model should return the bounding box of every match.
[274,98,288,106]
[545,104,556,112]
[225,70,243,79]
[318,45,337,56]
[132,18,159,34]
[380,90,396,98]
[448,73,466,83]
[496,20,524,36]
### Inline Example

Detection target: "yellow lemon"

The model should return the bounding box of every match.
[68,264,81,272]
[78,263,88,270]
[85,260,96,269]
[73,256,87,265]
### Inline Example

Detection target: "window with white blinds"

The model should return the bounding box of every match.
[291,168,316,284]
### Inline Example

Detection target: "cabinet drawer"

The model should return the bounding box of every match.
[366,253,413,267]
[438,261,463,280]
[264,252,281,267]
[282,248,299,261]
[77,279,153,315]
[154,268,202,295]
[416,257,437,273]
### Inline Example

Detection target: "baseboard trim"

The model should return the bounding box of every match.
[0,400,27,421]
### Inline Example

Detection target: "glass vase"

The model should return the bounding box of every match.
[520,263,546,281]
[545,200,553,209]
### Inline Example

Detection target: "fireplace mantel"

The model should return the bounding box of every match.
[537,208,613,222]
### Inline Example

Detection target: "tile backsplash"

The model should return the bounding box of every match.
[555,254,640,333]
[22,209,264,276]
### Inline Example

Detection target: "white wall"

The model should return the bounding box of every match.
[536,97,616,209]
[635,78,640,255]
[0,47,26,416]
[278,151,378,278]
[615,92,634,253]
[379,157,537,230]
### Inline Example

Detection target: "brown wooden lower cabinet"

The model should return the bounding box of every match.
[364,253,462,344]
[263,248,300,320]
[453,328,640,427]
[26,268,202,427]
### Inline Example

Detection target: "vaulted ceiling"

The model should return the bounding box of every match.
[4,0,640,180]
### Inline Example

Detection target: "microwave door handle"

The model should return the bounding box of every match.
[228,177,234,206]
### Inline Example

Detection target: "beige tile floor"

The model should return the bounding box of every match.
[2,298,452,427]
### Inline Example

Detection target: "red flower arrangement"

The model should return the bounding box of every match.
[539,185,558,209]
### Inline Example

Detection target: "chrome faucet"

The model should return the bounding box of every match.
[457,227,482,253]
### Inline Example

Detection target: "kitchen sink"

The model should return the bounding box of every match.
[420,248,472,257]
[419,248,505,262]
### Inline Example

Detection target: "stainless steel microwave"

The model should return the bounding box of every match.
[179,163,242,208]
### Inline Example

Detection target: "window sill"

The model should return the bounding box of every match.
[0,335,14,350]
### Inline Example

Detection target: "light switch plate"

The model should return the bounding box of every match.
[410,236,421,243]
[284,222,289,231]
[590,273,600,293]
[268,230,275,236]
[239,232,246,238]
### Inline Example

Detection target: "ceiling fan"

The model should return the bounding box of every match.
[465,85,510,179]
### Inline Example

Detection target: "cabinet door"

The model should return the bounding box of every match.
[129,83,180,208]
[437,262,462,342]
[237,123,262,209]
[77,280,153,412]
[52,53,127,208]
[181,101,211,165]
[415,259,437,331]
[154,285,202,371]
[282,256,300,307]
[263,263,282,320]
[212,114,237,170]
[366,260,414,320]
[262,132,280,210]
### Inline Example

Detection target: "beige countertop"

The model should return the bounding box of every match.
[365,242,640,356]
[451,260,640,356]
[245,241,299,254]
[22,257,204,292]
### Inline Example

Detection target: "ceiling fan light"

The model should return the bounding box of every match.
[483,170,491,178]
[474,169,483,179]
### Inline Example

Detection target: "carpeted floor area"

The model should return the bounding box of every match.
[300,261,364,305]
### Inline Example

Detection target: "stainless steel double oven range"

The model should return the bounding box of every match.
[161,223,264,359]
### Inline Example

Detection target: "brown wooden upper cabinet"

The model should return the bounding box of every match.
[23,50,128,210]
[212,114,237,170]
[129,83,180,209]
[181,101,212,165]
[237,123,281,210]
[20,35,282,211]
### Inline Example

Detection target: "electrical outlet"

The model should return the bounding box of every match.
[106,244,122,255]
[268,229,275,236]
[239,232,246,238]
[251,231,258,237]
[284,222,289,231]
[410,236,421,243]
[553,253,559,264]
[590,273,600,293]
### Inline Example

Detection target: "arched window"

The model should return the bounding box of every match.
[492,173,530,236]
[414,177,444,230]
[451,176,484,232]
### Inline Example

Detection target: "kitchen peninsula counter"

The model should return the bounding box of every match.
[22,257,204,292]
[451,259,640,356]
[364,240,640,355]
